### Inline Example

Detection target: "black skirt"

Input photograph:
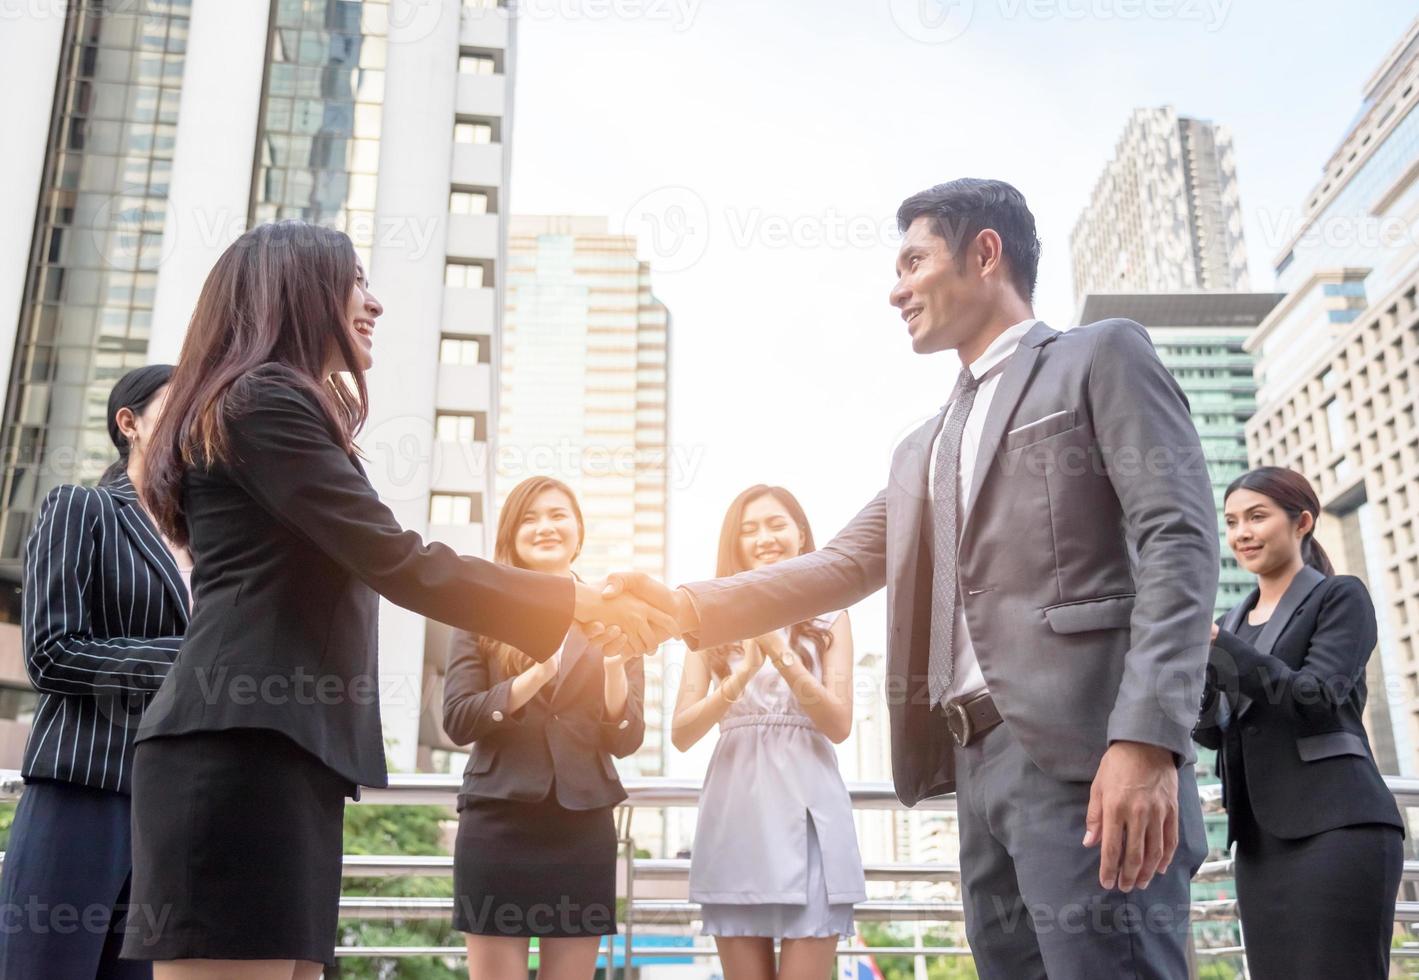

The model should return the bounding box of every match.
[1234,812,1403,980]
[453,792,618,937]
[121,728,354,966]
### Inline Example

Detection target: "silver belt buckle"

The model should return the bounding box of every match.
[947,698,974,747]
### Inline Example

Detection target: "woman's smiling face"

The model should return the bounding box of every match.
[513,487,582,573]
[737,493,805,571]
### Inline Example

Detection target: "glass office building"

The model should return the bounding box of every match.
[1,0,518,772]
[0,1,192,560]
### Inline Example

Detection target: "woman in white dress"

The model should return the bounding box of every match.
[672,485,865,980]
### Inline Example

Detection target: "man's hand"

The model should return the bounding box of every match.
[1210,622,1219,642]
[601,571,700,635]
[1083,741,1179,893]
[573,580,678,657]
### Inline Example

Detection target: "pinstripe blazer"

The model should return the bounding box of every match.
[20,472,188,794]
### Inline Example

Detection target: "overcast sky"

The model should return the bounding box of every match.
[507,0,1415,655]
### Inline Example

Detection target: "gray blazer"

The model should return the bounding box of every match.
[682,319,1219,806]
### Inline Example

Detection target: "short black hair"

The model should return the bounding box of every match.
[896,178,1041,301]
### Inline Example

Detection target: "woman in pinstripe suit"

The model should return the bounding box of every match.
[0,364,187,979]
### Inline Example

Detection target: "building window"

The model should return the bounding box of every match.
[445,261,490,289]
[431,493,483,525]
[458,52,498,75]
[436,412,487,443]
[454,117,498,144]
[440,336,486,365]
[449,188,494,214]
[250,0,388,269]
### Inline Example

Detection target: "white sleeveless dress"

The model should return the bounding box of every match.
[690,612,865,938]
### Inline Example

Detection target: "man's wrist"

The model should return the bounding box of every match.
[673,587,701,634]
[1109,740,1175,766]
[572,580,597,621]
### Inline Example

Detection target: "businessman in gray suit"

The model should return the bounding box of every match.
[609,178,1217,978]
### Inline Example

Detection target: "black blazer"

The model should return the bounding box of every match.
[443,624,644,810]
[135,369,575,790]
[20,473,188,794]
[1194,566,1402,842]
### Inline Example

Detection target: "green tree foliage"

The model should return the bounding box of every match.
[333,804,468,980]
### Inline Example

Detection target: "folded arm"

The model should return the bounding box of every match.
[23,486,181,695]
[1210,576,1375,728]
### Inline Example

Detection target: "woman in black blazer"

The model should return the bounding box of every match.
[1195,466,1403,979]
[444,476,646,980]
[0,365,183,980]
[119,222,672,979]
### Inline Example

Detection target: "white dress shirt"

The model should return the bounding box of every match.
[927,318,1037,702]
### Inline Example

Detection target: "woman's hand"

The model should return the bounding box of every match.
[602,647,643,672]
[737,639,767,679]
[1210,622,1220,643]
[753,629,794,670]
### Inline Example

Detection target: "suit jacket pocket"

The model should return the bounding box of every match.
[1295,730,1368,762]
[1042,594,1135,634]
[467,744,498,774]
[1003,409,1077,452]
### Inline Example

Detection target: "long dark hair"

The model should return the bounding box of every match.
[142,221,368,546]
[479,476,585,677]
[705,485,833,680]
[1224,466,1334,576]
[100,363,174,486]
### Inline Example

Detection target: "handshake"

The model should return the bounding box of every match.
[571,572,701,657]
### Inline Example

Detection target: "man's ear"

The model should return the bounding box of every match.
[974,228,1004,279]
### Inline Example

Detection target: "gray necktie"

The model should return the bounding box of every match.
[928,366,981,708]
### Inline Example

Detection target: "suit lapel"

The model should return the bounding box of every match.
[1253,565,1326,658]
[549,628,589,709]
[886,412,941,680]
[107,475,190,627]
[962,320,1060,529]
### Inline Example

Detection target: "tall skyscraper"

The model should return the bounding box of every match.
[499,214,673,786]
[0,0,519,770]
[1071,107,1251,303]
[1076,293,1284,618]
[500,215,670,585]
[1244,16,1419,776]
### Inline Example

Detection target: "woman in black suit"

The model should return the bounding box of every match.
[0,365,183,980]
[1195,466,1403,979]
[119,221,672,980]
[444,476,645,980]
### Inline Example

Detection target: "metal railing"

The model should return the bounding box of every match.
[3,771,1418,974]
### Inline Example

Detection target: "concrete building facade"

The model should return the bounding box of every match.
[1244,17,1419,776]
[1071,107,1250,303]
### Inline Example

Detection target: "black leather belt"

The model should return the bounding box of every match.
[939,689,1003,747]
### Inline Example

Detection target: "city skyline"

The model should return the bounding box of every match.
[1,1,1416,780]
[504,0,1418,659]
